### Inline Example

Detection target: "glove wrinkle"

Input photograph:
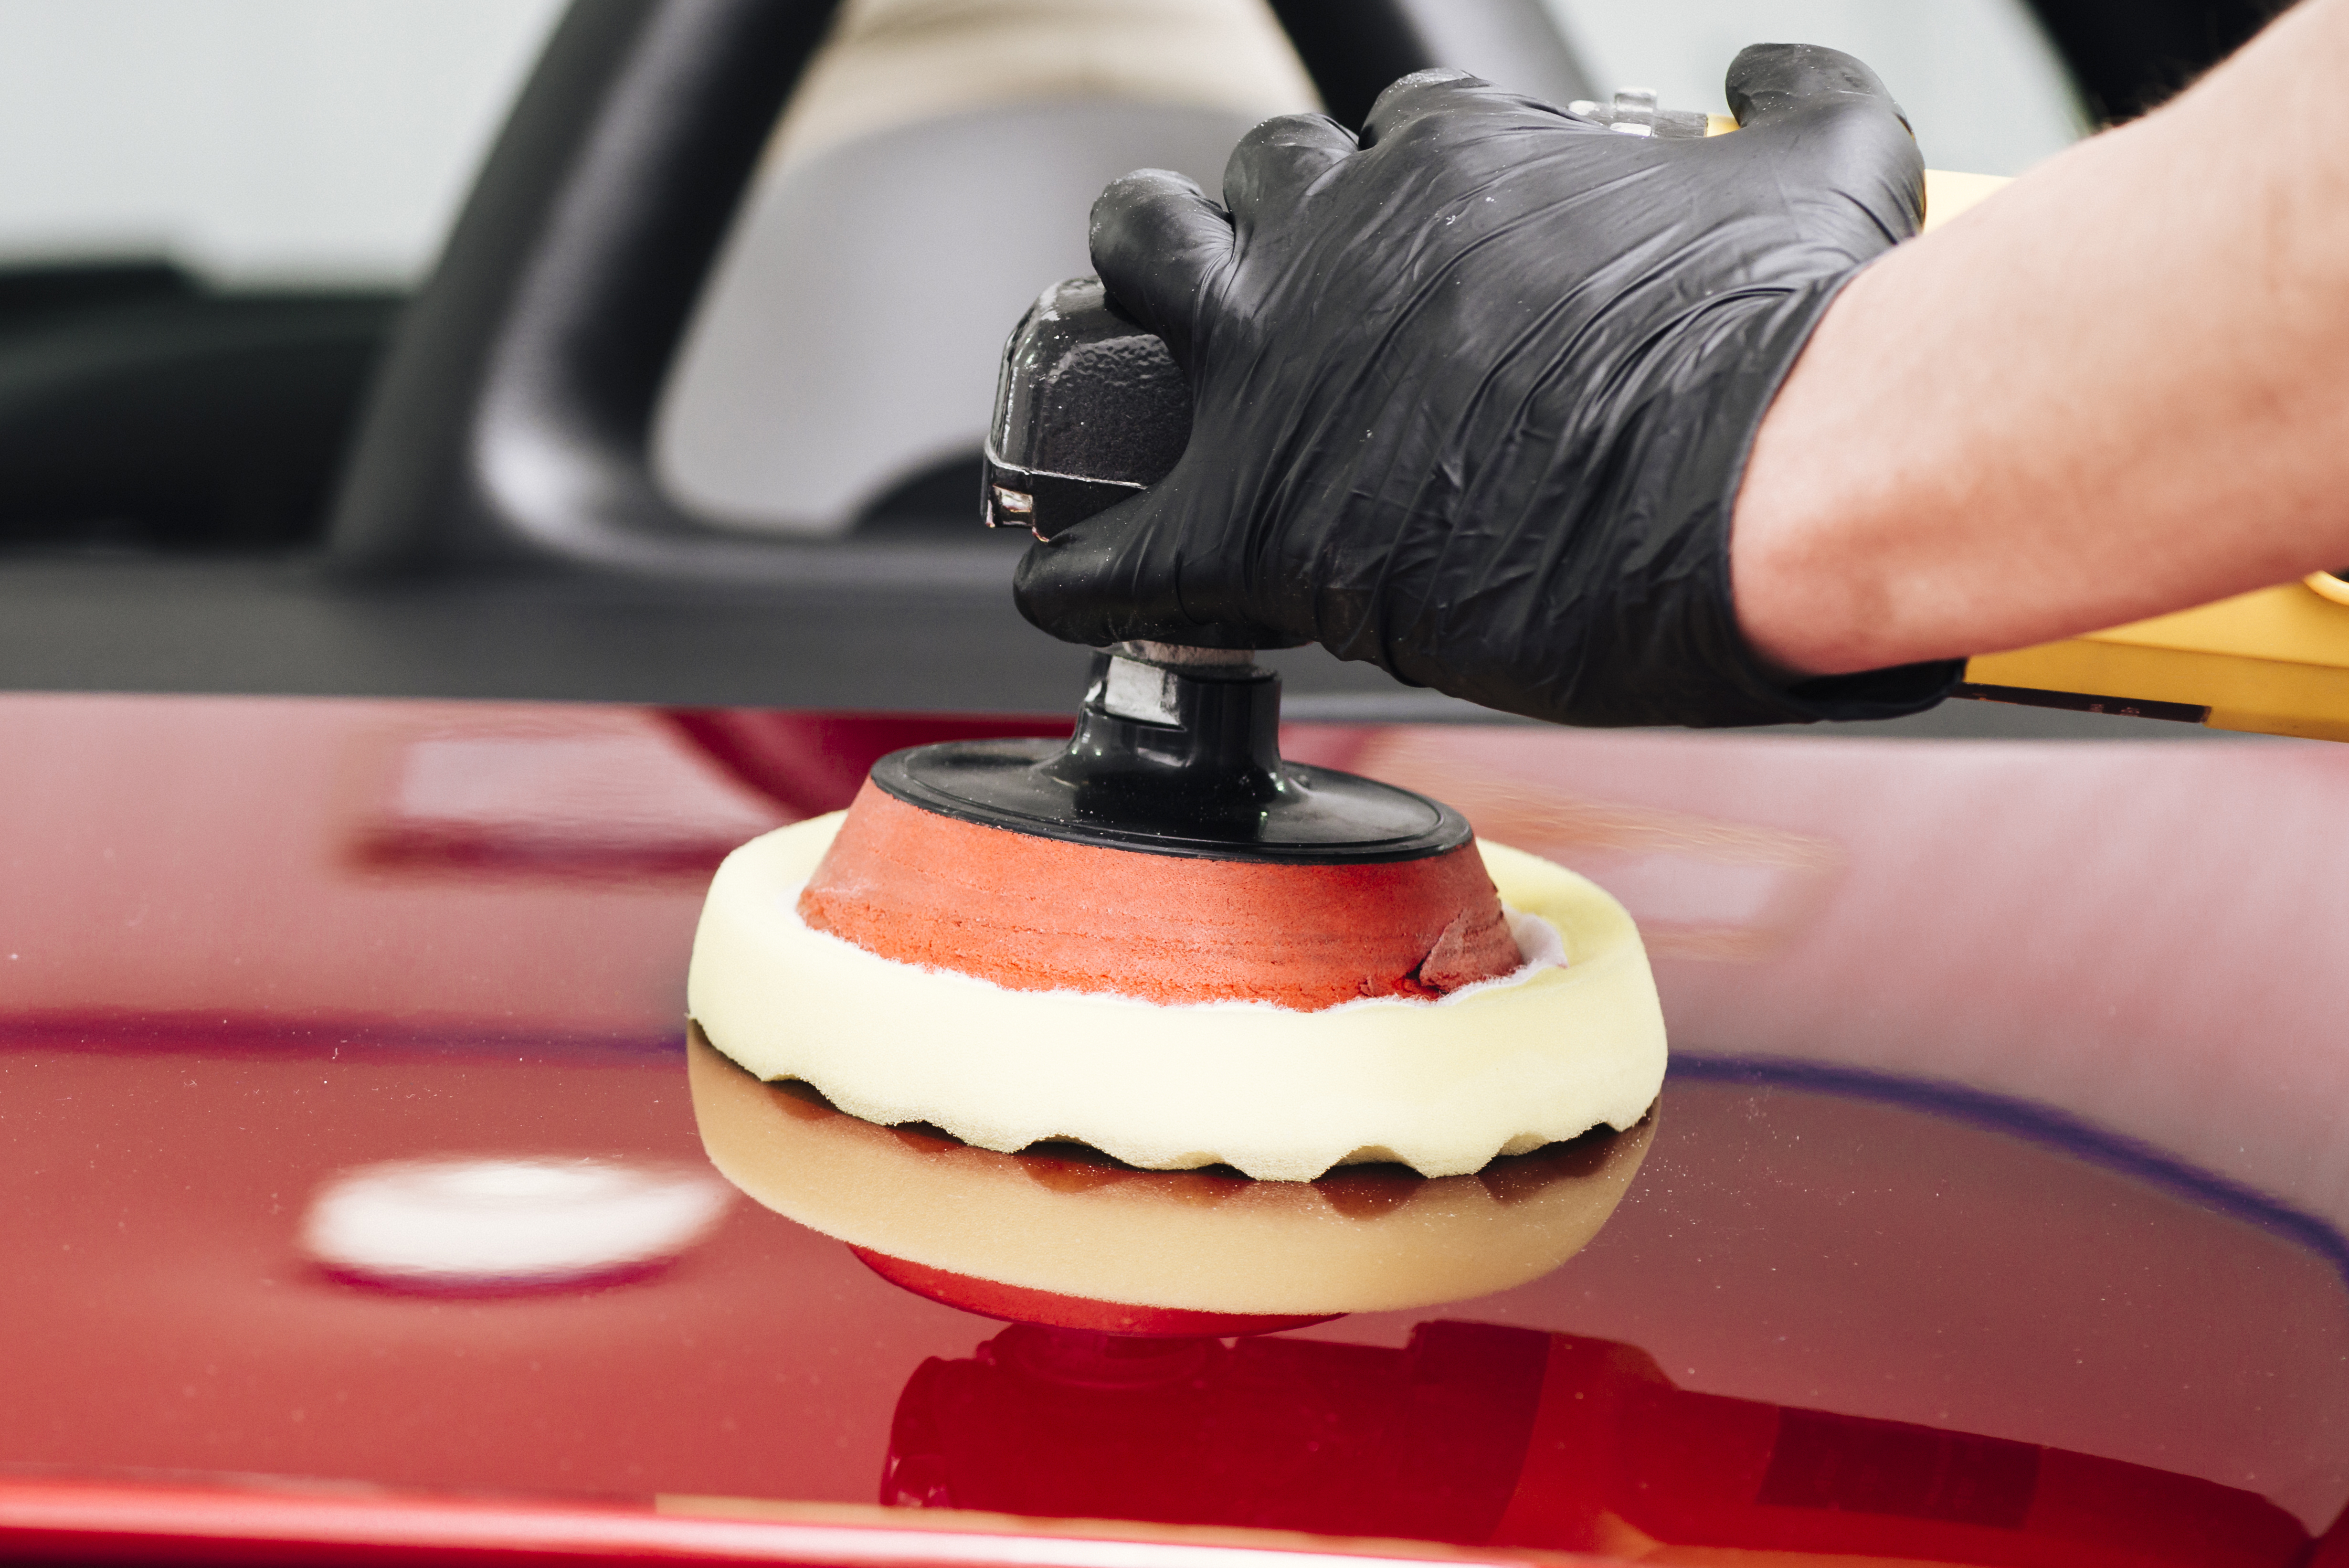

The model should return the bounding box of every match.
[1017,46,1959,726]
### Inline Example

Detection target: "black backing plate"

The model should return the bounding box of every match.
[870,739,1473,863]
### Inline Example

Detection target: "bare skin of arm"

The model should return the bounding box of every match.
[1732,0,2349,679]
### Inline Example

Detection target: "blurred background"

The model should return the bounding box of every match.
[0,0,2288,719]
[0,0,2115,290]
[0,0,561,289]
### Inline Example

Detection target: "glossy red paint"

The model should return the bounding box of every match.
[2,694,2346,1567]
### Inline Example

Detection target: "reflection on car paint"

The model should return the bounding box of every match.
[355,718,785,880]
[1360,728,1844,960]
[301,1157,731,1294]
[694,1030,2321,1560]
[685,1027,1654,1332]
[884,1320,2306,1566]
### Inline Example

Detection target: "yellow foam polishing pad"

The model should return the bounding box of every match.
[687,813,1665,1182]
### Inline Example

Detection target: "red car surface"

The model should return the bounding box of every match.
[3,692,2343,1568]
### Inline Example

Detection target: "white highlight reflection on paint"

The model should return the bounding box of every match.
[301,1157,731,1292]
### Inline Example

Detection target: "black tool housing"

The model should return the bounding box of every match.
[982,278,1189,540]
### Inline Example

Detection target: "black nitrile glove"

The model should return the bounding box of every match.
[1014,45,1963,728]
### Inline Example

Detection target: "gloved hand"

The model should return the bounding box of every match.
[1014,45,1963,727]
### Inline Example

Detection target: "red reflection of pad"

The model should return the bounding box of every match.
[848,1247,1339,1337]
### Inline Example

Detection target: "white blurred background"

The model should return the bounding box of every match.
[0,0,561,285]
[0,0,2088,543]
[0,0,2081,289]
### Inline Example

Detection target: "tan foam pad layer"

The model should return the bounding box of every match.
[688,1029,1655,1316]
[688,814,1665,1182]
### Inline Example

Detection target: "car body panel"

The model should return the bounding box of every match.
[2,694,2344,1565]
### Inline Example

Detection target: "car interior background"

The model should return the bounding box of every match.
[0,0,2291,723]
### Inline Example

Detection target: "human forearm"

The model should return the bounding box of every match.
[1733,0,2349,678]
